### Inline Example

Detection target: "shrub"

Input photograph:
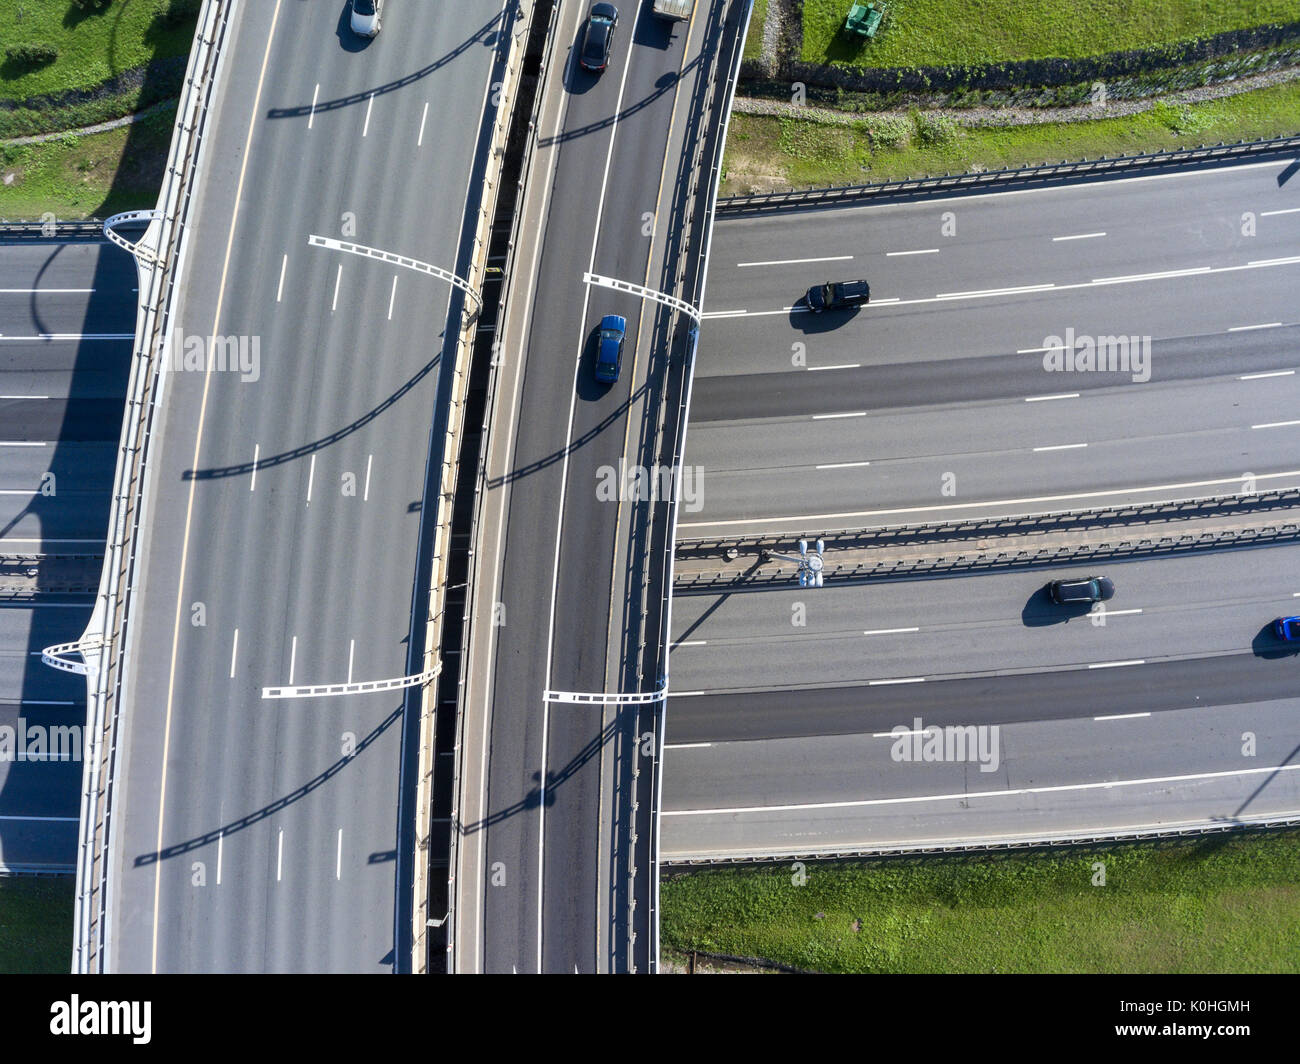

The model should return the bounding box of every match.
[870,114,910,148]
[6,44,60,67]
[911,109,958,146]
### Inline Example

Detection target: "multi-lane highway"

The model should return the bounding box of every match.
[684,162,1300,536]
[662,156,1300,861]
[1,236,133,872]
[454,0,746,973]
[102,1,508,972]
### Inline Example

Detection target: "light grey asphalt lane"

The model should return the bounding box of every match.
[107,0,505,972]
[669,542,1300,691]
[661,701,1300,859]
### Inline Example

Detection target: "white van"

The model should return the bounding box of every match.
[651,0,695,21]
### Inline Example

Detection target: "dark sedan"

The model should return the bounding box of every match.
[806,279,871,313]
[579,3,619,72]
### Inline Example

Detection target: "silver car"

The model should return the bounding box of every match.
[350,0,383,38]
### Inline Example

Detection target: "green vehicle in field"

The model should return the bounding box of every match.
[846,1,886,38]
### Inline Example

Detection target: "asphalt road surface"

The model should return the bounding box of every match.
[1,236,133,871]
[105,0,506,972]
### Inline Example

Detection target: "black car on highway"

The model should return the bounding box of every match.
[580,3,619,72]
[806,279,870,313]
[1048,576,1115,605]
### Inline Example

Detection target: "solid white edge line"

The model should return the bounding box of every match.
[1033,443,1087,452]
[886,248,939,256]
[1094,712,1151,721]
[1239,368,1292,378]
[1229,323,1283,333]
[663,761,1300,817]
[1024,393,1079,402]
[1052,232,1106,241]
[816,460,871,470]
[1087,659,1145,669]
[1252,420,1300,429]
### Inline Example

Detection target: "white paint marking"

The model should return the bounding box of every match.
[736,254,853,268]
[1239,368,1292,379]
[306,453,316,504]
[808,363,859,371]
[1252,420,1300,429]
[308,83,320,129]
[672,639,707,647]
[348,639,355,684]
[229,629,239,678]
[336,829,343,881]
[1052,232,1106,241]
[276,828,284,882]
[665,742,713,750]
[1024,392,1079,402]
[1088,659,1145,669]
[886,248,939,256]
[387,275,398,320]
[862,626,919,636]
[936,283,1054,300]
[1033,442,1087,452]
[1229,323,1282,332]
[664,761,1300,817]
[276,254,288,302]
[217,830,224,885]
[250,443,260,492]
[362,92,374,137]
[418,101,429,146]
[1261,208,1300,216]
[363,453,373,501]
[868,677,925,686]
[812,411,867,420]
[816,460,871,470]
[288,636,298,686]
[1095,711,1151,721]
[331,263,342,312]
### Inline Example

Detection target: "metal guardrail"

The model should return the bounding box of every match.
[66,0,237,975]
[0,221,114,239]
[661,813,1300,868]
[676,488,1300,558]
[716,132,1300,213]
[443,0,563,975]
[675,518,1300,589]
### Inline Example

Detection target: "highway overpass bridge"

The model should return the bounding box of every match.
[53,0,753,973]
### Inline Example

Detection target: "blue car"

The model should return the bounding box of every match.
[594,314,626,383]
[1275,616,1300,640]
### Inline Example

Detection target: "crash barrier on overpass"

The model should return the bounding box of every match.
[0,221,111,240]
[413,0,540,976]
[1,554,103,595]
[673,488,1300,589]
[661,812,1300,867]
[59,0,237,975]
[716,132,1300,214]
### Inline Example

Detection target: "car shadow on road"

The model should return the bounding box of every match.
[1021,585,1093,626]
[790,303,861,334]
[1251,622,1300,659]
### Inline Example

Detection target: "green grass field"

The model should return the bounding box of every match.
[803,0,1300,67]
[662,830,1300,973]
[1,0,197,103]
[0,878,73,974]
[721,77,1300,194]
[743,0,769,62]
[0,103,174,219]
